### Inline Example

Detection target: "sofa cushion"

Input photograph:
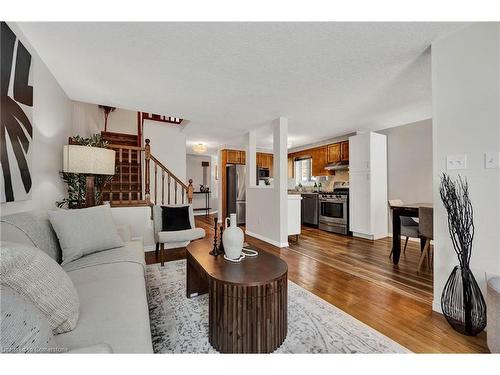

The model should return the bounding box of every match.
[48,204,124,265]
[62,240,145,273]
[57,259,153,353]
[1,210,62,263]
[0,286,61,353]
[0,241,80,334]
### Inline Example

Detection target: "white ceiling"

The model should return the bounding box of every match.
[18,22,466,155]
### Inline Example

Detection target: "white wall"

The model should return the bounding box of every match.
[186,153,218,214]
[1,23,73,216]
[246,118,289,247]
[432,23,500,312]
[111,206,155,250]
[143,119,187,204]
[377,119,433,232]
[72,100,137,137]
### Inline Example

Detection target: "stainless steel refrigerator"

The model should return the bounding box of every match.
[226,164,246,224]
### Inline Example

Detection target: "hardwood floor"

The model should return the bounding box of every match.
[146,214,488,353]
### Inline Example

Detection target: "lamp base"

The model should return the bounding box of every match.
[85,175,96,207]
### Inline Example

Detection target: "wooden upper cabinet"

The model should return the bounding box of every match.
[239,150,246,164]
[312,146,329,176]
[225,149,246,164]
[288,157,294,178]
[327,143,341,163]
[340,141,349,162]
[256,152,273,170]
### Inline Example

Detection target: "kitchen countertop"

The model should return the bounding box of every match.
[288,190,319,195]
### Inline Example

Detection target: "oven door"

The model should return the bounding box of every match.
[319,199,347,225]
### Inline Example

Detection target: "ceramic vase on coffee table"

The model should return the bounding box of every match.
[222,213,244,260]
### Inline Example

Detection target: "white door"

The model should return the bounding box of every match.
[349,171,371,235]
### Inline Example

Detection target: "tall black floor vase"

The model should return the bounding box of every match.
[441,265,486,336]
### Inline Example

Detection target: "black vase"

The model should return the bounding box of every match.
[441,265,486,336]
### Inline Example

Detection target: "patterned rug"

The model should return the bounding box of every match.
[146,260,410,353]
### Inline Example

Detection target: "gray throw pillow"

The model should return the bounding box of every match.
[1,241,80,334]
[48,204,124,265]
[0,286,62,353]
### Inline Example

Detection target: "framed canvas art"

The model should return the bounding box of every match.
[1,22,33,203]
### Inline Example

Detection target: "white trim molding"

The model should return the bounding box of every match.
[245,230,289,248]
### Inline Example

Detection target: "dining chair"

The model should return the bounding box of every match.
[417,206,433,273]
[388,199,419,257]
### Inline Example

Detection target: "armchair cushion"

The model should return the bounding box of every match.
[161,206,191,231]
[158,228,206,243]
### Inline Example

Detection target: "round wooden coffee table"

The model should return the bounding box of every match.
[186,240,288,353]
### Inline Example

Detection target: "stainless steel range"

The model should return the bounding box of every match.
[318,184,349,235]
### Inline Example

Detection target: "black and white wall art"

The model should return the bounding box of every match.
[1,22,33,203]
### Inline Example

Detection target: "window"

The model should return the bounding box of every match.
[294,158,315,185]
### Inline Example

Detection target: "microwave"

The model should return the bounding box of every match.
[257,167,270,179]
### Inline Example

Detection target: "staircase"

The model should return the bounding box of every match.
[101,131,144,205]
[100,131,193,207]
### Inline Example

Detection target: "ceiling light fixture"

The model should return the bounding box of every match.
[192,143,207,153]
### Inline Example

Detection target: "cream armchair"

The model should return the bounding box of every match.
[152,204,205,266]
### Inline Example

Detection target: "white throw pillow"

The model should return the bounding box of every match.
[48,204,124,265]
[0,286,62,353]
[0,241,79,334]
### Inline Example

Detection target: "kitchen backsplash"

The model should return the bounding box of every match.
[288,170,349,191]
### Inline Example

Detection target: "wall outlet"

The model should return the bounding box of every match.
[485,151,500,169]
[446,154,467,170]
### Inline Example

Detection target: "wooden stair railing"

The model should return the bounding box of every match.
[102,138,193,207]
[144,139,193,205]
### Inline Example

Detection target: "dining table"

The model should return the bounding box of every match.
[390,202,433,265]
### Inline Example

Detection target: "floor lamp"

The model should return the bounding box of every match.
[63,145,116,207]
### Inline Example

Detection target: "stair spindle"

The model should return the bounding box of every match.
[119,148,123,203]
[175,181,178,204]
[144,139,151,202]
[136,149,141,202]
[128,149,132,204]
[168,175,171,204]
[154,163,158,205]
[161,169,165,205]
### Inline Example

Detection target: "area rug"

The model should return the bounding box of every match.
[146,260,410,353]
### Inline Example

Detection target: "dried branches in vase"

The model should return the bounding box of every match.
[439,173,486,336]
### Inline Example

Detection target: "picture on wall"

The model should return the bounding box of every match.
[1,21,33,203]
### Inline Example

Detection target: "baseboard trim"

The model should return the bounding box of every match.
[245,230,289,248]
[352,232,374,240]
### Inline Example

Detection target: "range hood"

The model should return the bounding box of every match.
[324,160,349,171]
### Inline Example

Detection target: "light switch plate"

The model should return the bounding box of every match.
[485,151,500,169]
[446,154,467,170]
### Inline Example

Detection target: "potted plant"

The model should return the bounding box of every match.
[439,173,486,336]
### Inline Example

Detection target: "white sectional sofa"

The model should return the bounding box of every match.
[0,211,153,353]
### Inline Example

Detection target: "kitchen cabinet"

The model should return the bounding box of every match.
[288,194,302,237]
[327,141,349,163]
[340,141,349,161]
[348,132,387,240]
[225,149,246,164]
[287,157,294,178]
[257,152,273,176]
[327,143,341,163]
[311,146,329,176]
[257,152,273,169]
